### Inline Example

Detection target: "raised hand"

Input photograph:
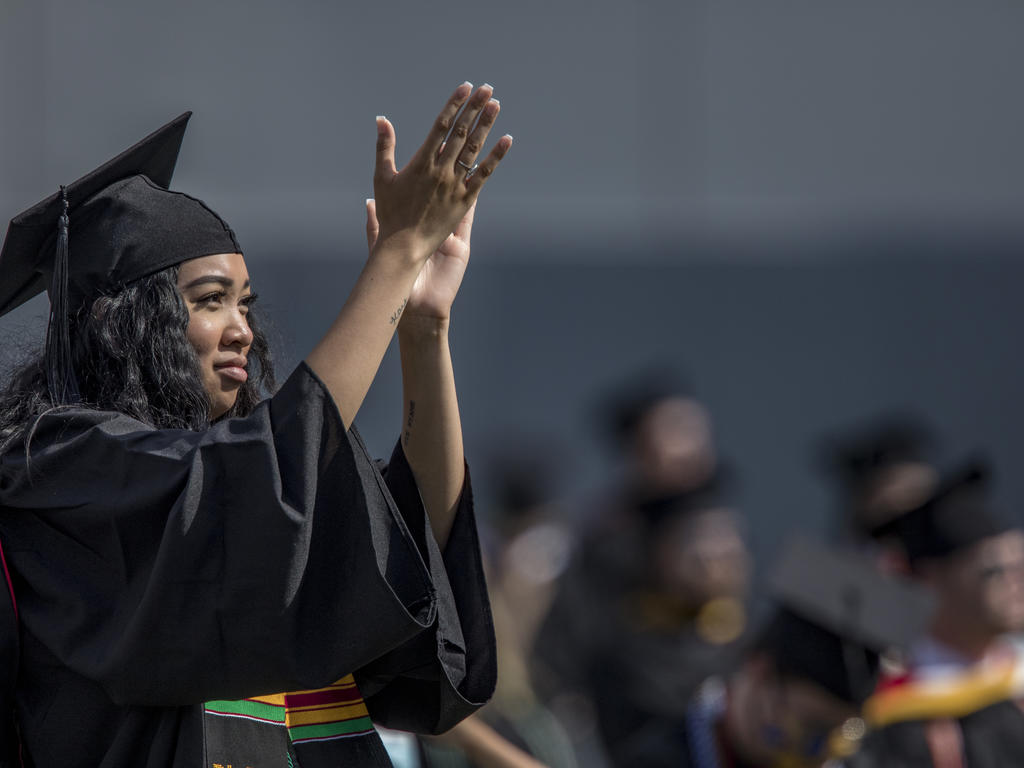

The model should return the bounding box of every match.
[371,83,511,264]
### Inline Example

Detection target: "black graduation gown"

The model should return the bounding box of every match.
[0,362,495,767]
[533,496,740,768]
[847,700,1024,768]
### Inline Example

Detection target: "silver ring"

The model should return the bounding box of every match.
[457,160,479,176]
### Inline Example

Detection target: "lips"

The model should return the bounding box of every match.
[214,356,248,383]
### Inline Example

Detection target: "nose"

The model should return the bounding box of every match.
[223,308,253,348]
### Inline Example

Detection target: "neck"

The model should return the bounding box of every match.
[928,610,1000,664]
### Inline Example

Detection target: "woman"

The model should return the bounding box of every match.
[0,83,510,767]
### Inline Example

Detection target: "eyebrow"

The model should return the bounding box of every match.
[181,276,251,291]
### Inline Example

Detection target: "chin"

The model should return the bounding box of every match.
[209,396,239,421]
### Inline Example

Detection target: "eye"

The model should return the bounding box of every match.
[195,290,226,306]
[239,293,258,314]
[980,564,1007,581]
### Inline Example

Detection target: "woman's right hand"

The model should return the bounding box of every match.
[371,82,512,264]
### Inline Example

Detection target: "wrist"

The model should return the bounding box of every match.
[369,230,434,270]
[398,314,450,340]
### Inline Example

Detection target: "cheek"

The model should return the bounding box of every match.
[185,315,217,357]
[983,576,1024,621]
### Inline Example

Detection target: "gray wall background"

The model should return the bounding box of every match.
[3,0,1024,565]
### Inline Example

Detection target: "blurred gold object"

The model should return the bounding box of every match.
[827,716,867,758]
[695,596,746,645]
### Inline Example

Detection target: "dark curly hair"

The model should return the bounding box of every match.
[0,263,274,454]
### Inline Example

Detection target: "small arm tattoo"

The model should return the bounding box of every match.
[389,298,408,325]
[404,400,416,446]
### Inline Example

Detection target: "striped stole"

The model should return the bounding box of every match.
[205,674,376,745]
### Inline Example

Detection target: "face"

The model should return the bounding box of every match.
[653,507,749,605]
[859,462,938,529]
[930,529,1024,634]
[632,397,715,493]
[176,253,254,420]
[728,657,861,768]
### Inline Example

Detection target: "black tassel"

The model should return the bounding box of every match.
[44,186,80,406]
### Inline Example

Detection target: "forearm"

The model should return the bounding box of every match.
[436,716,548,768]
[306,240,426,428]
[398,315,465,549]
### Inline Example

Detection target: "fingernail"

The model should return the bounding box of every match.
[482,83,493,90]
[504,134,514,142]
[461,81,473,88]
[366,198,374,205]
[376,116,386,135]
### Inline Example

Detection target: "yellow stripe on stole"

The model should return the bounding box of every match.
[248,674,359,707]
[285,702,371,727]
[245,674,370,727]
[865,663,1018,727]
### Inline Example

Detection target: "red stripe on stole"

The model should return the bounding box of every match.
[283,687,365,709]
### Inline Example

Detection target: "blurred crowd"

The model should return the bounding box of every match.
[384,368,1024,768]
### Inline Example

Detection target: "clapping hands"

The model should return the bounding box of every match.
[367,83,511,322]
[369,83,511,265]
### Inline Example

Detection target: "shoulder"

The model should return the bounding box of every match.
[1,405,149,457]
[865,643,1024,728]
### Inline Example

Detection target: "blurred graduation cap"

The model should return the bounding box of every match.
[818,416,938,539]
[635,461,735,530]
[0,112,241,405]
[758,535,934,704]
[597,365,695,446]
[874,458,1012,565]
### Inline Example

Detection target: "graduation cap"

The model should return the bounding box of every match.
[598,365,695,446]
[876,458,1012,565]
[758,535,934,704]
[635,462,735,530]
[818,416,938,538]
[0,112,241,405]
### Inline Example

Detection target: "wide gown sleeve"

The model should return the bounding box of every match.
[354,439,496,734]
[0,362,493,719]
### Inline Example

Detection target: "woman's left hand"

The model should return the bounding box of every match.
[366,198,474,322]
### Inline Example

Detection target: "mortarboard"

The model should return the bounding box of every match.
[759,535,934,704]
[598,365,695,445]
[0,112,241,404]
[822,417,933,488]
[635,462,734,530]
[818,416,937,538]
[875,459,1012,565]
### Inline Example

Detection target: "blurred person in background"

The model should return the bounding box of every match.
[620,537,934,768]
[409,442,577,768]
[818,415,939,576]
[849,460,1024,767]
[594,476,749,766]
[608,367,717,506]
[532,368,746,766]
